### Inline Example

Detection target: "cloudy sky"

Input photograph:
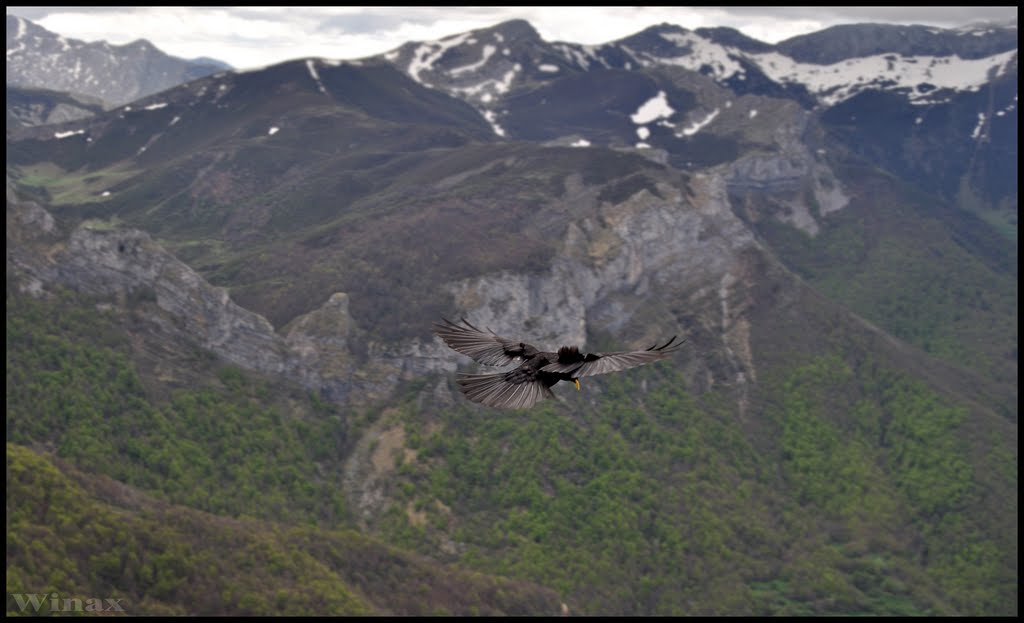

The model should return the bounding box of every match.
[6,6,1018,70]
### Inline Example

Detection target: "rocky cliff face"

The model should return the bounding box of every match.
[726,104,849,236]
[283,292,356,402]
[361,168,767,404]
[7,191,358,401]
[8,152,784,409]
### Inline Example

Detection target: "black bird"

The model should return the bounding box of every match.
[433,317,683,409]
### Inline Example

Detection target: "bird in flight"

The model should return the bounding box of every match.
[433,317,683,409]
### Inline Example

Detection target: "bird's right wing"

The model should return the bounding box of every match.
[432,317,533,367]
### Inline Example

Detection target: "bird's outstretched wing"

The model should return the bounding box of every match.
[456,367,556,410]
[432,317,534,367]
[540,336,684,378]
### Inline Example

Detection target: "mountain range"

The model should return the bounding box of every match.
[376,19,1017,219]
[5,15,1017,616]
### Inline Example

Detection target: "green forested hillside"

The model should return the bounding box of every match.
[6,443,562,615]
[755,161,1017,401]
[6,443,369,616]
[370,353,1015,615]
[7,287,351,527]
[5,287,562,616]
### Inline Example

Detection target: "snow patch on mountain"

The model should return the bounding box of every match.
[450,64,520,104]
[748,48,1018,106]
[553,42,607,71]
[483,110,506,137]
[8,17,28,58]
[610,26,1018,108]
[994,94,1017,117]
[13,14,26,39]
[679,108,720,137]
[971,112,987,140]
[407,32,473,84]
[656,31,746,81]
[306,59,326,93]
[631,91,674,124]
[54,129,85,139]
[450,45,497,76]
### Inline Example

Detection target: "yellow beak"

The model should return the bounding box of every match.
[573,378,580,391]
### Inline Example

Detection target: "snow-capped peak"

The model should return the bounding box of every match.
[6,14,228,107]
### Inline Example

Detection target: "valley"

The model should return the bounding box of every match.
[6,13,1017,616]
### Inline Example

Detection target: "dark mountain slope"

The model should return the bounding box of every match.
[7,59,492,173]
[776,22,1019,63]
[820,65,1018,234]
[6,86,107,128]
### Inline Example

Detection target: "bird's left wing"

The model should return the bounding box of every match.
[456,368,556,409]
[432,317,533,367]
[541,336,683,378]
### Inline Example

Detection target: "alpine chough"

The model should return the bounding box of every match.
[433,317,683,409]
